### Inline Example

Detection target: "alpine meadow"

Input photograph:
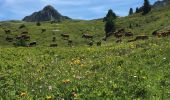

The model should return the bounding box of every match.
[1,0,170,99]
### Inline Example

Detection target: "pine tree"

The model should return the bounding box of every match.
[129,8,133,15]
[142,0,151,15]
[103,9,116,22]
[105,18,116,37]
[136,7,139,13]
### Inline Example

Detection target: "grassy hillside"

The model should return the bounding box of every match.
[0,4,170,47]
[1,4,170,99]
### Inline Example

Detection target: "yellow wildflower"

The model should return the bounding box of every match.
[20,92,27,96]
[62,79,71,84]
[46,95,52,100]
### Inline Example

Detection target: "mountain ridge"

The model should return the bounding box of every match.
[23,5,71,22]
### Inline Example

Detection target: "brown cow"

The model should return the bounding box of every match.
[114,32,123,38]
[61,33,69,38]
[125,32,133,37]
[117,28,125,33]
[152,30,159,36]
[4,30,11,34]
[135,35,149,41]
[16,34,30,40]
[82,34,93,39]
[127,39,135,42]
[116,39,122,43]
[21,34,30,40]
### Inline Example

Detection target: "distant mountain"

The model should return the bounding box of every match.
[23,5,71,22]
[153,0,170,7]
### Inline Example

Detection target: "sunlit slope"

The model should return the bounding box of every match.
[0,5,170,47]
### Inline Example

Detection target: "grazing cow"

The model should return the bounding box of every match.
[117,28,125,33]
[50,44,58,47]
[96,41,101,46]
[102,37,107,41]
[125,32,133,37]
[87,41,93,46]
[114,33,123,38]
[4,30,11,34]
[106,32,114,38]
[36,22,41,26]
[82,34,93,39]
[116,39,122,43]
[21,34,30,40]
[19,24,26,29]
[152,30,159,36]
[52,37,56,42]
[127,39,136,42]
[16,34,30,40]
[135,35,149,41]
[29,41,36,47]
[21,31,28,34]
[6,37,13,42]
[61,33,69,39]
[41,29,46,33]
[68,40,73,47]
[158,31,170,37]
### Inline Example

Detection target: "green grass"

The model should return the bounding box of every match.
[0,4,170,99]
[1,37,170,99]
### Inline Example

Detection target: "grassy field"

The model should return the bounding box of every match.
[0,3,170,100]
[1,38,170,99]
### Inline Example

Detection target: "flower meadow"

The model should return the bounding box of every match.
[1,38,170,99]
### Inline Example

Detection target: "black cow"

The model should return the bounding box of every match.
[21,31,29,34]
[96,41,101,46]
[50,44,58,47]
[68,40,73,47]
[29,41,36,47]
[6,37,13,42]
[19,24,26,29]
[41,29,46,33]
[87,41,93,46]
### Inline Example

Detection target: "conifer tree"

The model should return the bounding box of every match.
[142,0,151,15]
[129,8,133,15]
[103,9,116,22]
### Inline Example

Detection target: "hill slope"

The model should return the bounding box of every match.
[0,4,170,47]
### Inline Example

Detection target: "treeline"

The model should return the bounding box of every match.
[129,0,152,15]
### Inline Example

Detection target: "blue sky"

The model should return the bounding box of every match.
[0,0,157,20]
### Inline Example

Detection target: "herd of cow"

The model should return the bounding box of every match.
[5,30,36,47]
[2,24,170,47]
